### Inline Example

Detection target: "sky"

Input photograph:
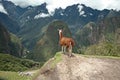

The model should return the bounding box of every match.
[0,0,120,14]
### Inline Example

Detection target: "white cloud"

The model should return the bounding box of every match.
[6,0,44,7]
[34,13,50,19]
[6,0,120,12]
[0,3,8,14]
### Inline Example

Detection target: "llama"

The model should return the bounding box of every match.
[58,29,75,56]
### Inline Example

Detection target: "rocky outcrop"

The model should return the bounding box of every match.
[35,53,120,80]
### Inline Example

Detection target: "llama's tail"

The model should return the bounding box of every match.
[70,39,75,47]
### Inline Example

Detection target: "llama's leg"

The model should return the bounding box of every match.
[70,45,72,53]
[64,46,66,53]
[69,45,72,56]
[62,46,66,54]
[62,46,64,53]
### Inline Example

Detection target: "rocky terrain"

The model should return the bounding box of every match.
[35,53,120,80]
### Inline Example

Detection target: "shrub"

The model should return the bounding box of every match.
[0,53,40,71]
[85,41,120,57]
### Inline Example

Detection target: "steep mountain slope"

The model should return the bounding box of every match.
[19,3,49,26]
[53,4,110,34]
[35,52,120,80]
[75,22,98,47]
[84,16,120,56]
[0,12,20,34]
[0,0,111,50]
[28,20,77,61]
[18,17,53,50]
[0,22,11,54]
[1,0,27,20]
[76,16,120,46]
[0,22,24,57]
[0,0,120,61]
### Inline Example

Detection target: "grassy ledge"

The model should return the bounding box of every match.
[78,54,120,59]
[51,52,62,68]
[0,71,30,80]
[32,52,62,80]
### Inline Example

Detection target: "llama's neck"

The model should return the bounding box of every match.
[59,32,63,40]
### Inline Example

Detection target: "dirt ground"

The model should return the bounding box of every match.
[35,53,120,80]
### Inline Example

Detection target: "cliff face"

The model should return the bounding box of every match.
[0,22,11,54]
[0,23,24,57]
[35,52,120,80]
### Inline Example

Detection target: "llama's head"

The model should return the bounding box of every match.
[58,29,63,35]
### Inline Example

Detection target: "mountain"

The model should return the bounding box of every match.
[17,17,53,50]
[16,3,110,51]
[54,4,100,24]
[19,3,49,26]
[0,12,20,34]
[28,20,77,61]
[0,1,111,49]
[0,0,120,61]
[76,16,120,54]
[0,22,24,57]
[52,4,110,34]
[1,0,27,20]
[0,22,11,54]
[75,22,98,47]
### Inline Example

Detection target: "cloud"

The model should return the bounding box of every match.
[0,3,8,14]
[7,0,45,7]
[34,13,50,19]
[6,0,120,12]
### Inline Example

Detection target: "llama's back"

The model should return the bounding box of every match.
[60,37,75,47]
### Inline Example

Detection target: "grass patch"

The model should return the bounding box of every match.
[85,41,120,57]
[32,52,62,80]
[78,54,120,59]
[0,53,40,72]
[51,52,62,68]
[0,71,31,80]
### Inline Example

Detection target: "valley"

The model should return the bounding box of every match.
[0,0,120,80]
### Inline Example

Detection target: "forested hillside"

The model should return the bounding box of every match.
[0,0,120,62]
[0,22,24,57]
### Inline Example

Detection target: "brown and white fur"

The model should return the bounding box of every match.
[58,29,75,56]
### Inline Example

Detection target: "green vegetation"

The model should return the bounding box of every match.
[75,22,98,47]
[51,52,62,68]
[0,22,11,54]
[0,22,24,57]
[0,53,40,72]
[41,52,62,69]
[0,71,32,80]
[18,17,52,50]
[78,54,120,59]
[29,20,75,62]
[85,41,120,57]
[9,33,24,57]
[76,17,120,57]
[33,52,62,80]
